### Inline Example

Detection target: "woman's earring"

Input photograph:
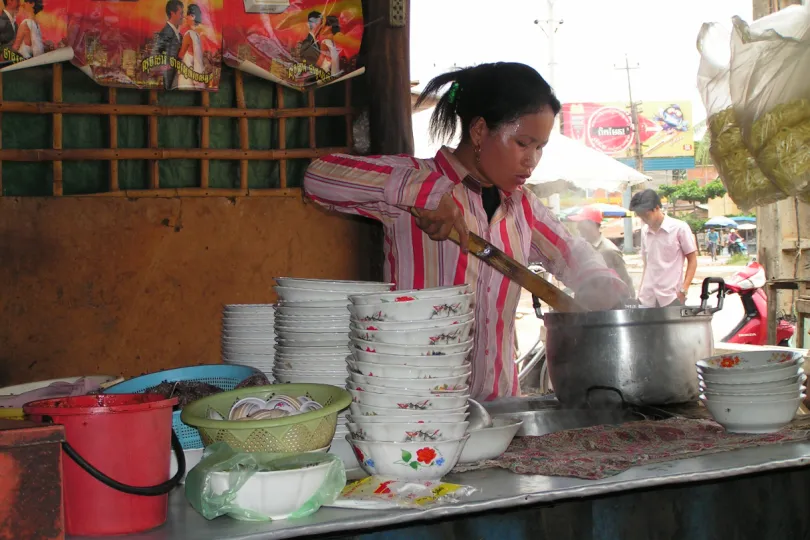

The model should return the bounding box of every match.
[474,145,481,164]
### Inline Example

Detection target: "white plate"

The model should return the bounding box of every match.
[345,378,469,396]
[276,305,350,316]
[275,286,354,302]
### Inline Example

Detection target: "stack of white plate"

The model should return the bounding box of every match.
[271,278,393,386]
[221,304,276,377]
[343,285,475,480]
[698,349,807,433]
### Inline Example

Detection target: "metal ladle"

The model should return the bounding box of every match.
[467,398,493,430]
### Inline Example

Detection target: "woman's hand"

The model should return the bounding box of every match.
[413,193,470,253]
[576,277,629,311]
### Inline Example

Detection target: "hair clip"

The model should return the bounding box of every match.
[447,81,460,104]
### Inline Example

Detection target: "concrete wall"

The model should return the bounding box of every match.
[0,195,381,385]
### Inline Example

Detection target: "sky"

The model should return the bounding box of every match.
[409,0,753,126]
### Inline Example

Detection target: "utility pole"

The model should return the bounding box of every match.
[615,54,642,253]
[535,1,564,213]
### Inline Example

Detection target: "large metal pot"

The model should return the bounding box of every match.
[544,278,725,407]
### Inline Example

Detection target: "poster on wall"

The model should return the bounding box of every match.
[68,0,223,90]
[561,102,695,159]
[0,0,73,73]
[222,0,363,91]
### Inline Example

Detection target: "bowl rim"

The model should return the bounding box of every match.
[348,293,475,310]
[348,321,475,335]
[696,350,805,372]
[346,433,471,446]
[700,393,805,405]
[347,388,471,401]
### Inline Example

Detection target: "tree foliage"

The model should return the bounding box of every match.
[682,215,708,234]
[657,179,727,205]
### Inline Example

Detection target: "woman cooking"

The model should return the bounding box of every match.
[304,62,629,401]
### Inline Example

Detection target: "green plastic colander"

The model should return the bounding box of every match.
[180,384,351,453]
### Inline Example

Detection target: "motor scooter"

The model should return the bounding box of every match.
[727,238,749,257]
[721,261,796,346]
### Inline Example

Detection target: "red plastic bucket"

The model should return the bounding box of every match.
[24,394,183,536]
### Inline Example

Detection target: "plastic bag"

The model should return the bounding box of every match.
[697,21,775,210]
[185,442,346,521]
[222,0,364,90]
[327,476,478,510]
[68,0,223,90]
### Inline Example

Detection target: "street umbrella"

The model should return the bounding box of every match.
[704,216,739,228]
[566,203,630,219]
[737,223,757,230]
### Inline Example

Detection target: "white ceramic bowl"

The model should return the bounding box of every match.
[223,353,275,363]
[278,300,351,308]
[350,313,474,331]
[327,436,359,469]
[697,350,804,372]
[275,278,393,293]
[351,337,473,357]
[223,343,275,355]
[347,435,469,480]
[275,286,356,303]
[348,389,469,411]
[698,365,803,384]
[348,360,470,379]
[702,394,803,433]
[701,386,805,403]
[272,370,347,385]
[349,285,471,305]
[224,330,275,339]
[275,361,347,372]
[223,321,275,328]
[699,373,807,394]
[347,421,469,442]
[276,330,347,342]
[275,344,351,355]
[169,448,205,485]
[348,372,470,392]
[223,336,276,345]
[275,323,348,333]
[345,379,470,396]
[349,402,467,418]
[275,305,350,317]
[346,412,468,424]
[348,294,474,322]
[458,417,522,463]
[208,457,339,520]
[350,320,474,346]
[351,349,470,367]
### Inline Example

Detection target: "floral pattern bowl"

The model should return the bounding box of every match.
[347,434,470,480]
[346,421,469,443]
[349,402,468,418]
[345,378,470,396]
[349,285,471,305]
[351,337,473,357]
[347,372,471,392]
[696,350,804,372]
[346,412,469,424]
[350,313,474,331]
[698,365,804,385]
[348,294,474,322]
[347,360,471,379]
[350,349,470,368]
[698,372,807,394]
[347,389,470,410]
[350,320,474,346]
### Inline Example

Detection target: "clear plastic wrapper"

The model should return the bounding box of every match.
[327,476,478,510]
[697,21,775,209]
[185,442,345,521]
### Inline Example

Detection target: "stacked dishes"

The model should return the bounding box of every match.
[272,277,394,475]
[345,285,474,480]
[698,349,806,433]
[221,304,276,378]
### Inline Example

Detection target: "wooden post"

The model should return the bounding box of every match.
[200,92,210,188]
[0,72,3,196]
[277,87,287,188]
[235,71,249,190]
[148,91,159,189]
[52,63,63,196]
[307,89,316,150]
[364,0,414,155]
[109,88,119,192]
[345,80,354,151]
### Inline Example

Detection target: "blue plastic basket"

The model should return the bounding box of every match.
[103,364,261,449]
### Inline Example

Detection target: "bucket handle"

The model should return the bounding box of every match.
[61,429,186,497]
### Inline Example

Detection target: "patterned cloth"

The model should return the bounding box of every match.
[452,418,810,480]
[304,147,625,401]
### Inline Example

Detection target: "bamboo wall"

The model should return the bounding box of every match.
[0,63,382,385]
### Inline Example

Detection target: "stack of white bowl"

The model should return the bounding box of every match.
[343,285,475,480]
[698,349,807,433]
[221,304,276,378]
[272,277,394,475]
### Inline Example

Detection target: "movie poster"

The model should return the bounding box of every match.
[222,0,363,91]
[0,0,72,72]
[69,0,223,90]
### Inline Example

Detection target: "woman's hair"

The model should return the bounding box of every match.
[415,62,561,143]
[24,0,42,15]
[187,4,202,25]
[324,15,340,35]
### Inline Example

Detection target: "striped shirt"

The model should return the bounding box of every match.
[304,147,623,401]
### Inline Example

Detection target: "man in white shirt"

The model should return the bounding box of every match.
[630,189,698,307]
